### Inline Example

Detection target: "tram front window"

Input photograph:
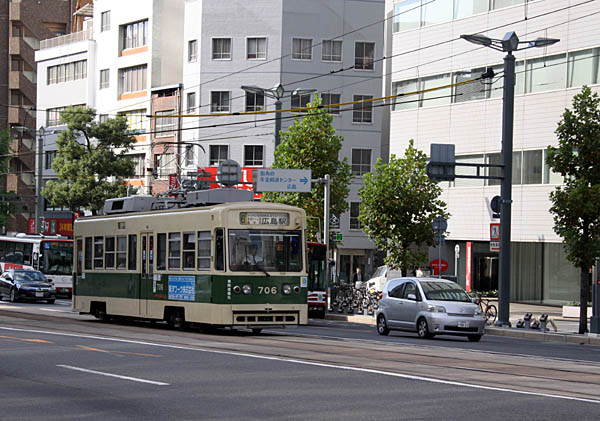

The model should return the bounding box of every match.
[229,230,302,272]
[40,241,73,275]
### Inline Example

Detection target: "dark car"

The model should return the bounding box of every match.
[0,269,56,304]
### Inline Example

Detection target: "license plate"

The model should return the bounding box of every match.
[458,322,469,328]
[35,292,44,297]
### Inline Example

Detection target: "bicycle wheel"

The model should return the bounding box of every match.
[485,304,497,326]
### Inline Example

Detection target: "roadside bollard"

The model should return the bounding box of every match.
[539,314,550,332]
[523,312,533,329]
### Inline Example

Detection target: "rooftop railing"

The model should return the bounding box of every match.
[40,27,93,50]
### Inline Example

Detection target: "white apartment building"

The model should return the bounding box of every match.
[182,0,385,280]
[385,0,600,304]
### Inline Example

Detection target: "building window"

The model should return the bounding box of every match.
[244,145,264,167]
[209,145,228,166]
[119,109,146,134]
[119,65,147,94]
[522,150,543,185]
[155,110,175,138]
[568,48,600,88]
[46,106,67,126]
[129,153,146,177]
[392,79,418,111]
[291,93,311,112]
[120,19,148,51]
[421,73,452,107]
[350,202,362,230]
[322,40,342,62]
[185,145,195,166]
[525,54,567,94]
[101,11,111,32]
[188,40,198,62]
[99,69,110,89]
[98,114,109,124]
[187,92,196,113]
[321,93,341,114]
[245,91,264,112]
[45,151,57,170]
[454,0,489,19]
[47,60,87,85]
[292,38,312,60]
[247,37,266,59]
[421,0,452,26]
[211,91,230,112]
[352,149,371,176]
[212,38,232,60]
[393,0,421,32]
[453,68,487,102]
[354,42,375,70]
[352,95,373,123]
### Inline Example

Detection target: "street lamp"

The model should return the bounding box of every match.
[461,32,559,327]
[241,84,315,149]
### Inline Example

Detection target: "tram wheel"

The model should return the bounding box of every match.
[169,310,186,330]
[251,328,263,334]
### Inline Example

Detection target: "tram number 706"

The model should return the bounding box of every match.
[258,286,278,295]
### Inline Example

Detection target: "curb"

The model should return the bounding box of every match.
[323,313,600,346]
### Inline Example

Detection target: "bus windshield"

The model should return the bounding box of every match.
[40,241,73,275]
[228,229,302,272]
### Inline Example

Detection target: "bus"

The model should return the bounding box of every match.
[307,242,327,318]
[0,234,73,296]
[72,197,308,332]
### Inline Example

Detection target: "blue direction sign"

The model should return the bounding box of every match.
[254,169,312,193]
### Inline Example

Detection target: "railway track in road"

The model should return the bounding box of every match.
[2,308,600,403]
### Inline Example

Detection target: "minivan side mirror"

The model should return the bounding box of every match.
[471,297,479,304]
[407,293,417,301]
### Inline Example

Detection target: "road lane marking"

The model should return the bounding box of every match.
[57,365,169,386]
[40,308,70,313]
[75,344,161,358]
[0,335,54,344]
[2,326,598,404]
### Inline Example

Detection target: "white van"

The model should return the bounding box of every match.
[366,265,403,292]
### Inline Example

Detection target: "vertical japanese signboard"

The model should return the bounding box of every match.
[465,241,472,291]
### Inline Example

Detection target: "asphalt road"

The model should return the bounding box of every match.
[1,300,600,420]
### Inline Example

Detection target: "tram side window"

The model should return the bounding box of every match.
[215,228,224,271]
[117,236,126,269]
[0,241,4,257]
[94,236,104,269]
[76,239,83,276]
[197,231,210,270]
[105,236,115,269]
[157,233,166,270]
[183,232,195,270]
[128,234,137,270]
[168,232,181,270]
[23,243,33,265]
[85,237,92,270]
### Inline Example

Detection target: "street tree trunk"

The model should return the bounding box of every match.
[579,266,590,334]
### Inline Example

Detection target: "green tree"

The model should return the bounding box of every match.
[0,129,16,227]
[262,96,352,241]
[358,140,448,274]
[546,86,600,334]
[43,106,136,215]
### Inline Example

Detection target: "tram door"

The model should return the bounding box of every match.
[140,233,154,316]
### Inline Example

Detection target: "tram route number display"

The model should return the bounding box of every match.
[240,212,289,225]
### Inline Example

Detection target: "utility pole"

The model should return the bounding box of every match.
[35,127,45,234]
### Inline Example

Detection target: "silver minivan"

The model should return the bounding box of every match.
[376,277,486,342]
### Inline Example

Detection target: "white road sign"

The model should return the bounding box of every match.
[253,169,312,193]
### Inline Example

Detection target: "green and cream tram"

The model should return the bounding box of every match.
[72,198,308,332]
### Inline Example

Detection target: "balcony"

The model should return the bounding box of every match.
[6,173,35,194]
[9,138,34,169]
[40,27,93,50]
[9,70,36,102]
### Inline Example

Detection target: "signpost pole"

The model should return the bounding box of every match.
[323,174,331,287]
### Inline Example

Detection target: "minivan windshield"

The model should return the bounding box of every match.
[420,281,471,302]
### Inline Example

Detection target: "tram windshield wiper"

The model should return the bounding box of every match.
[255,261,270,277]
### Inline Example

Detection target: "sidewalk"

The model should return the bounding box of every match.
[324,301,600,345]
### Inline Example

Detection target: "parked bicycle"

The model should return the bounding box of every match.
[475,296,498,326]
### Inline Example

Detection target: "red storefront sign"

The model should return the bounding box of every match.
[465,241,472,291]
[27,218,73,237]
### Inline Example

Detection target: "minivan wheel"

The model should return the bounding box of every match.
[10,288,19,303]
[377,314,390,336]
[416,317,432,339]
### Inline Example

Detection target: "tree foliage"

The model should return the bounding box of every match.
[358,140,448,274]
[0,129,15,227]
[42,106,136,214]
[262,96,352,241]
[546,86,600,334]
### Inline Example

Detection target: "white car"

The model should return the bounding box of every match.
[365,265,403,293]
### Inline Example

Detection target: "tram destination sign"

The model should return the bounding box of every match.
[253,169,312,193]
[240,212,289,225]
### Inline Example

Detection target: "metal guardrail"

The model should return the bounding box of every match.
[40,27,93,50]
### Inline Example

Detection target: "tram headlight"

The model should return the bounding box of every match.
[242,284,252,295]
[293,285,300,294]
[233,285,241,294]
[282,284,292,295]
